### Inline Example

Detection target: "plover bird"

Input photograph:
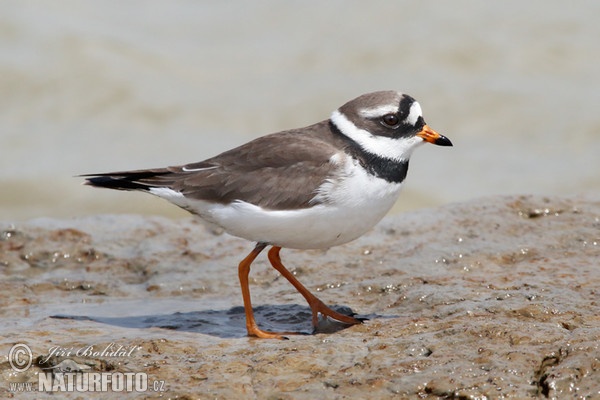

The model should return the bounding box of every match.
[83,90,452,339]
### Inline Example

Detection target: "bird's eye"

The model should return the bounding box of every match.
[382,114,399,127]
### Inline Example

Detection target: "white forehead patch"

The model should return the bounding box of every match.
[406,101,422,126]
[358,104,399,119]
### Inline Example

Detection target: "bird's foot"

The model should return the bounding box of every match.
[310,298,364,328]
[246,323,309,340]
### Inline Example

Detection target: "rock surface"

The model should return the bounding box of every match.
[1,195,599,399]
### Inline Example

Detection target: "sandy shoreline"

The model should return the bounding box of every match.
[1,195,599,398]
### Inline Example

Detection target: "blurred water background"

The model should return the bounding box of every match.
[1,1,599,221]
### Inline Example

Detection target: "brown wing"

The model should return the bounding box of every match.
[83,122,342,210]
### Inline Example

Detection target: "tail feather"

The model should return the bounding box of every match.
[81,170,171,191]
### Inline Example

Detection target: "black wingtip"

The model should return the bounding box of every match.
[80,169,172,191]
[82,175,149,191]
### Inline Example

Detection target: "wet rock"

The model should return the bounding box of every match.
[1,195,599,398]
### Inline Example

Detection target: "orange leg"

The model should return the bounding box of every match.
[238,243,300,339]
[267,246,363,330]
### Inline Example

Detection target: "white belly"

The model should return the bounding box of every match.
[202,197,398,249]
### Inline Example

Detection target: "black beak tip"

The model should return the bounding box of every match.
[435,135,453,147]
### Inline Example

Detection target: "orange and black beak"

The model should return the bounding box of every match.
[417,125,453,146]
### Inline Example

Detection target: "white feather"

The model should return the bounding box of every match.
[358,104,399,118]
[407,101,422,126]
[149,187,184,200]
[330,110,424,161]
[181,166,218,172]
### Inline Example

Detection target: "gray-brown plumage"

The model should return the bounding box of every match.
[84,120,350,210]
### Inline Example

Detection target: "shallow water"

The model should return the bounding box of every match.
[1,1,599,220]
